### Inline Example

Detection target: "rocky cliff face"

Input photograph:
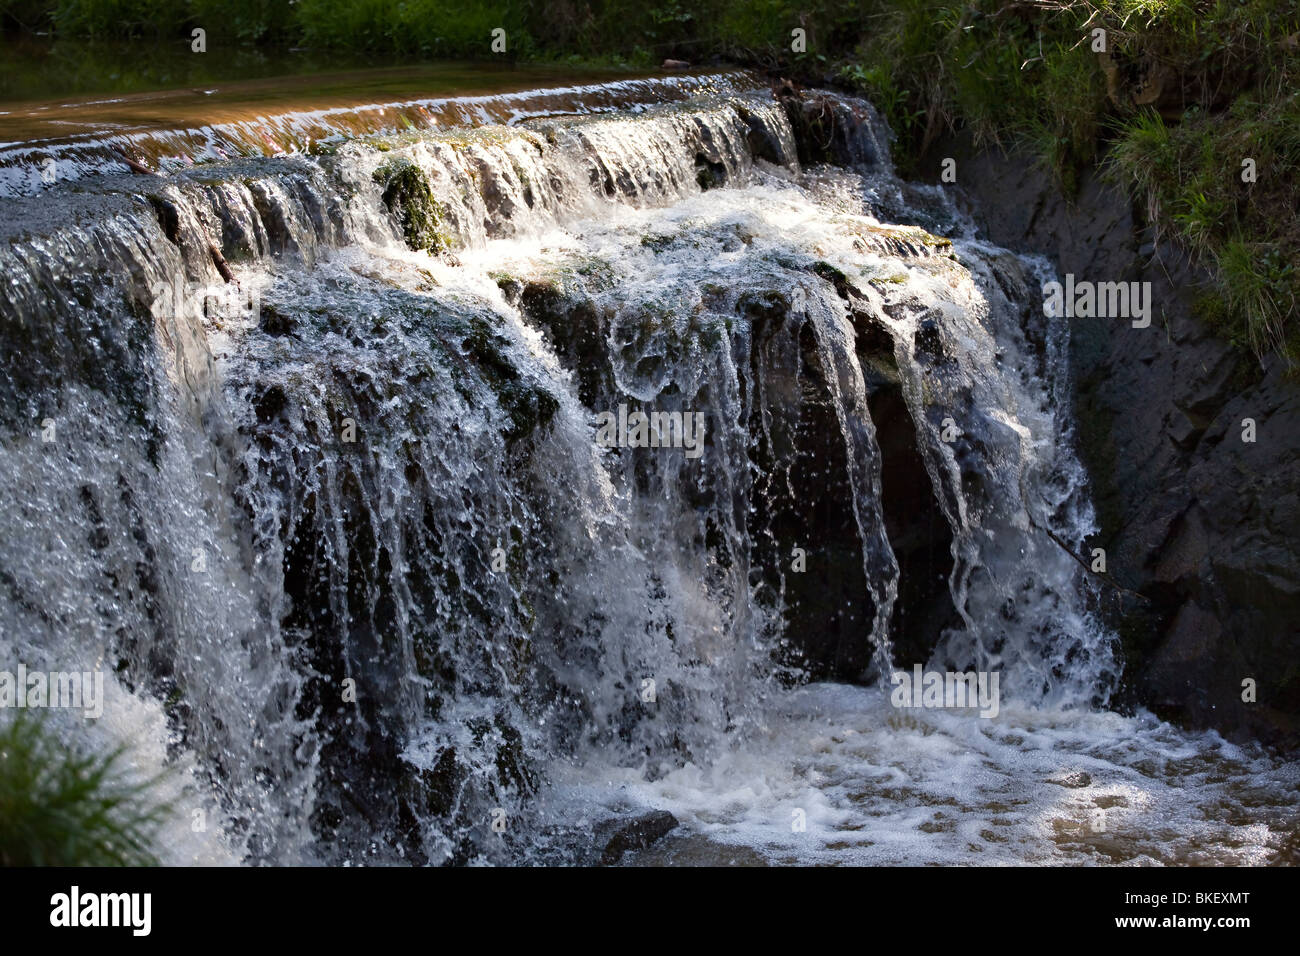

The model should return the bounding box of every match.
[941,137,1300,749]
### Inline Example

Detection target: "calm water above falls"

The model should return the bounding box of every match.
[0,68,1294,865]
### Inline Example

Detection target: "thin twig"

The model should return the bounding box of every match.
[111,149,157,176]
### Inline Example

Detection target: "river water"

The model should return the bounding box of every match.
[0,66,1294,865]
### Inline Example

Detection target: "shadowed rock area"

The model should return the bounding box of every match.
[944,135,1300,749]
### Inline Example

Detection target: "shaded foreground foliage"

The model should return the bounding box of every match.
[0,714,170,866]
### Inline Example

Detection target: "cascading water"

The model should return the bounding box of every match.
[1,73,1294,865]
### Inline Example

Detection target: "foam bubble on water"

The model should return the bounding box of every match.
[550,683,1298,865]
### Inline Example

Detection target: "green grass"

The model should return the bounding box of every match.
[1108,85,1300,361]
[0,714,171,866]
[830,1,1300,365]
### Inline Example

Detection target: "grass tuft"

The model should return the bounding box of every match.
[0,714,170,866]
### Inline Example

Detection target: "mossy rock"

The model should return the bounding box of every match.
[460,314,560,444]
[372,158,452,254]
[307,139,342,157]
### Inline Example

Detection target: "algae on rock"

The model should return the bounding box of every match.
[373,158,452,254]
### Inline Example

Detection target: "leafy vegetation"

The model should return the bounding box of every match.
[1108,91,1300,360]
[0,714,172,865]
[834,1,1300,364]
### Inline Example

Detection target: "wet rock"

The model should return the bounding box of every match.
[517,279,614,408]
[913,316,944,361]
[869,383,960,669]
[737,104,789,166]
[147,194,182,245]
[776,85,889,169]
[739,277,956,680]
[373,158,450,254]
[258,303,296,337]
[694,153,727,191]
[599,810,679,864]
[245,179,298,257]
[494,274,524,309]
[941,131,1300,749]
[1047,771,1092,789]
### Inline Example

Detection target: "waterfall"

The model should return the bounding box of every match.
[2,74,1293,866]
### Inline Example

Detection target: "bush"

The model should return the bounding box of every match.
[295,0,533,58]
[50,0,187,37]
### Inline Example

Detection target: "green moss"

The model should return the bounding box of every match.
[372,158,452,254]
[811,260,848,289]
[307,139,341,157]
